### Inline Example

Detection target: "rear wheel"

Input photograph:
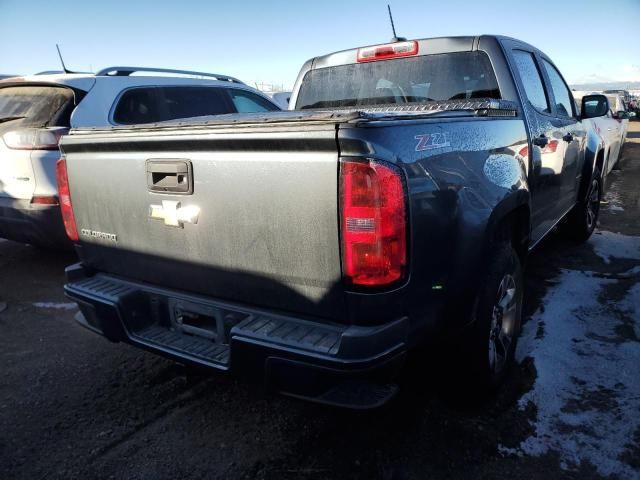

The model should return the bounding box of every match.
[562,169,601,242]
[488,273,519,379]
[460,243,524,392]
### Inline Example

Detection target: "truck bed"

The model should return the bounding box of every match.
[62,102,517,322]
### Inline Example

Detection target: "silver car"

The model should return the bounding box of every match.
[0,67,280,248]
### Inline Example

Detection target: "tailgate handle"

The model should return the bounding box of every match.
[146,159,193,194]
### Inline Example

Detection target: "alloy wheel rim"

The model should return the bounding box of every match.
[488,273,518,376]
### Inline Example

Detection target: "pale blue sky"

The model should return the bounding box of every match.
[1,0,638,88]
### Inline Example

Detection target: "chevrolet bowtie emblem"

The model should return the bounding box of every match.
[149,201,200,228]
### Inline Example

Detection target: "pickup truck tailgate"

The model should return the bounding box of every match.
[61,116,347,320]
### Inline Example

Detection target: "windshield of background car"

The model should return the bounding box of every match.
[296,51,500,109]
[0,86,74,125]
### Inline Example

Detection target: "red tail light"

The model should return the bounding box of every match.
[357,41,419,63]
[55,158,78,241]
[340,158,407,287]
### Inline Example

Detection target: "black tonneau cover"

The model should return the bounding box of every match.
[70,99,519,135]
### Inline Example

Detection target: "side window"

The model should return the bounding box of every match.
[161,87,229,120]
[113,88,161,124]
[113,87,230,125]
[512,50,550,113]
[541,60,574,118]
[228,89,280,113]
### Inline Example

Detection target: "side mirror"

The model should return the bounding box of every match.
[616,111,629,120]
[581,94,609,119]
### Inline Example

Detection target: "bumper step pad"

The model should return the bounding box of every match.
[232,315,344,355]
[133,325,230,367]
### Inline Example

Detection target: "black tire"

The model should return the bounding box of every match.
[459,242,524,394]
[562,169,602,243]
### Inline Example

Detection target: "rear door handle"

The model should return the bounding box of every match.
[533,135,548,148]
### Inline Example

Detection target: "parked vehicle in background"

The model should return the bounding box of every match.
[0,81,89,247]
[0,68,280,248]
[603,89,631,104]
[60,35,609,408]
[629,96,639,119]
[604,94,633,145]
[573,91,625,175]
[271,91,292,109]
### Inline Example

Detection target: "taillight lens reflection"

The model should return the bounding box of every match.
[31,196,59,205]
[3,127,69,150]
[340,158,407,287]
[55,157,78,241]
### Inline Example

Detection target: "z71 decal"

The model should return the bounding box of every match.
[415,132,451,151]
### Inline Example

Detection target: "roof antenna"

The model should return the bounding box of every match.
[387,5,406,42]
[56,44,72,74]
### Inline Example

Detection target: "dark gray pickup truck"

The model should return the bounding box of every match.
[59,35,610,408]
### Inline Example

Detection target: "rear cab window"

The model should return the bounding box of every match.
[295,51,501,110]
[0,86,75,126]
[112,86,279,125]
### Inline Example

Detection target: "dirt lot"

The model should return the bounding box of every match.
[1,124,639,480]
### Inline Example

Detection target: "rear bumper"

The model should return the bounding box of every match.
[64,263,409,408]
[0,197,70,248]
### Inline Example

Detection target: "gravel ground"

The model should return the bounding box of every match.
[1,123,639,480]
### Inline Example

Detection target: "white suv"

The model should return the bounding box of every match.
[0,67,280,248]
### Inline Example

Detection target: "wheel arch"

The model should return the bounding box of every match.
[579,132,606,202]
[484,190,531,265]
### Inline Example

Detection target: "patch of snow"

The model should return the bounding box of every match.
[604,189,622,202]
[623,281,640,340]
[603,190,625,213]
[510,264,640,477]
[589,231,640,264]
[32,302,78,310]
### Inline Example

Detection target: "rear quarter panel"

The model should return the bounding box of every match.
[339,117,530,336]
[30,149,60,197]
[0,145,35,200]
